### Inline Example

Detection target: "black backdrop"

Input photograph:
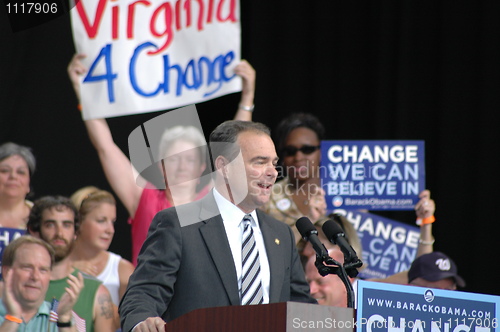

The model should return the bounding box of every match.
[1,1,499,295]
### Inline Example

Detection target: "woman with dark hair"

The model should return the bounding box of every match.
[260,113,328,244]
[0,142,36,229]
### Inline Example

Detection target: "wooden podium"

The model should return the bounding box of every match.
[165,302,355,332]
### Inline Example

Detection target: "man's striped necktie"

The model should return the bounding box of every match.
[240,214,263,305]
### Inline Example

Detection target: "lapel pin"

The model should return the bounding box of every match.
[275,238,280,245]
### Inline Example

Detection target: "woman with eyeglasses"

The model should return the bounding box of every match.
[260,113,328,245]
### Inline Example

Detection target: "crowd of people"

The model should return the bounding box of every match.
[0,55,465,332]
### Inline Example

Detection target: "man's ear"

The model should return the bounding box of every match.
[215,156,229,178]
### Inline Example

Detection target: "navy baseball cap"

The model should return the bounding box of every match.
[408,252,466,288]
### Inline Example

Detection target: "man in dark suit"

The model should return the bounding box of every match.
[119,120,316,332]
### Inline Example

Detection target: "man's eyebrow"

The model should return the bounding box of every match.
[42,219,74,223]
[251,156,279,162]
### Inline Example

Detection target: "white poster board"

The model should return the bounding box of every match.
[70,0,241,119]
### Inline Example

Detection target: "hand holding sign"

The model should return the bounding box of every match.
[306,186,327,223]
[414,189,435,220]
[233,60,256,122]
[415,189,436,257]
[67,53,87,102]
[234,60,255,105]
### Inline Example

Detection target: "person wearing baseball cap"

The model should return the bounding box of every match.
[408,252,466,290]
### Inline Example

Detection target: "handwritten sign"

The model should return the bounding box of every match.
[333,209,420,280]
[356,280,500,331]
[70,0,242,119]
[321,140,425,210]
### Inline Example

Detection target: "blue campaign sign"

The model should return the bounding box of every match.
[0,227,26,279]
[356,280,500,331]
[321,140,425,210]
[333,209,420,280]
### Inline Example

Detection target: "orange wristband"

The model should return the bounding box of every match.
[77,104,82,111]
[416,215,435,226]
[5,315,22,324]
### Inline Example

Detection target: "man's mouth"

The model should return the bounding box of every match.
[52,239,66,246]
[25,284,40,290]
[314,295,325,303]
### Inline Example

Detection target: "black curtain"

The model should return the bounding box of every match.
[1,1,499,295]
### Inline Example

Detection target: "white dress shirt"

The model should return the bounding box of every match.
[213,188,270,304]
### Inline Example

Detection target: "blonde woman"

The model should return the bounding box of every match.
[70,186,135,306]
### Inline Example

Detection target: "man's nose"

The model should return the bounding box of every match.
[266,164,278,178]
[30,268,41,280]
[56,224,64,237]
[309,280,319,294]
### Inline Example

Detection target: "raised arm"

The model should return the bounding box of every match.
[68,54,143,217]
[82,119,143,216]
[414,189,436,257]
[0,270,22,332]
[233,60,255,122]
[57,272,85,332]
[371,189,436,284]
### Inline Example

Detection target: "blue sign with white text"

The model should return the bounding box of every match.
[356,280,500,332]
[321,140,426,210]
[332,210,420,280]
[0,227,26,279]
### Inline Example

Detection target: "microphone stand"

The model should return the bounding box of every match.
[314,256,356,309]
[344,259,363,278]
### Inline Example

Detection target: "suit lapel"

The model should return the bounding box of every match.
[199,193,240,305]
[257,210,285,303]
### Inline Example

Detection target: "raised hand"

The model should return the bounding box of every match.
[1,269,22,319]
[306,186,327,222]
[415,189,435,220]
[67,53,87,101]
[57,272,85,323]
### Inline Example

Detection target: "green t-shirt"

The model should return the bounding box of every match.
[46,268,101,332]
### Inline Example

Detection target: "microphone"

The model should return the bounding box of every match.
[296,217,330,261]
[298,217,357,308]
[322,218,359,264]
